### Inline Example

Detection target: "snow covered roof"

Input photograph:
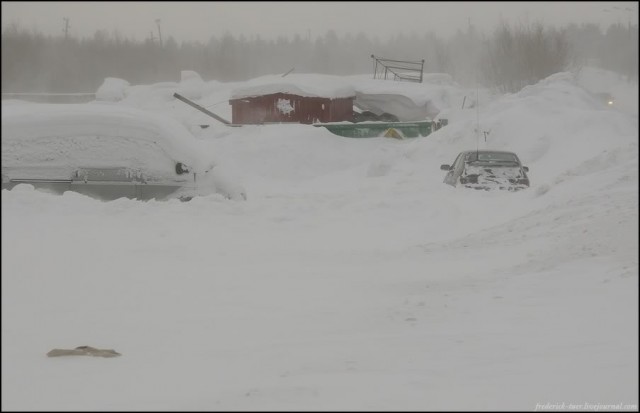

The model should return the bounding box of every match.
[230,73,356,100]
[347,74,457,107]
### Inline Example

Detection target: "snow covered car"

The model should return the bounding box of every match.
[440,150,530,191]
[1,102,246,201]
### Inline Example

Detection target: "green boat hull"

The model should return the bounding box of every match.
[315,120,445,138]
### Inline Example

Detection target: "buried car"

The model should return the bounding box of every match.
[1,102,246,201]
[440,150,530,191]
[593,92,615,107]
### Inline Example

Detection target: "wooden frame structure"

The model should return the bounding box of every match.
[371,55,425,83]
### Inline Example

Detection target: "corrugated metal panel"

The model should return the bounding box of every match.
[229,93,354,124]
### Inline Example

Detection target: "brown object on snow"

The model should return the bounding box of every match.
[47,346,121,358]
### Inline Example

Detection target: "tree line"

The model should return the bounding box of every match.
[1,21,637,94]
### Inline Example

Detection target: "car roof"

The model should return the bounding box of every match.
[461,149,518,158]
[1,102,211,171]
[461,150,518,155]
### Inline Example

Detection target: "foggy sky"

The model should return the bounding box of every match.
[2,1,638,42]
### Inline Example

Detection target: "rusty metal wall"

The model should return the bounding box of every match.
[230,93,354,124]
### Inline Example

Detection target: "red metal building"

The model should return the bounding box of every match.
[229,93,354,125]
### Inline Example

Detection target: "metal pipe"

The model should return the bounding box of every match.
[173,93,231,125]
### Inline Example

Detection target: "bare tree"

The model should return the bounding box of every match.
[482,21,570,93]
[3,20,634,93]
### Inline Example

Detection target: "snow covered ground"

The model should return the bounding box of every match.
[1,69,638,411]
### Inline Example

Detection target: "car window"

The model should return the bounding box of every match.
[466,152,519,164]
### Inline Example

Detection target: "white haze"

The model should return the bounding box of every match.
[2,1,637,43]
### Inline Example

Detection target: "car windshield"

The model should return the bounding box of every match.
[466,152,519,164]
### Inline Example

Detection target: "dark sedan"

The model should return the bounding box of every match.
[440,150,530,191]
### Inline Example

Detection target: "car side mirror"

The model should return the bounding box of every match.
[523,166,529,172]
[175,162,190,175]
[440,164,451,171]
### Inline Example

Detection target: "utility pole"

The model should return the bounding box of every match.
[63,17,70,40]
[155,19,163,47]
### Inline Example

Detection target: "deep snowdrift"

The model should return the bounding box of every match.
[1,69,637,411]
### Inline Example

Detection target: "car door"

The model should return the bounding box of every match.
[135,173,191,201]
[70,167,138,201]
[70,135,195,201]
[2,166,74,195]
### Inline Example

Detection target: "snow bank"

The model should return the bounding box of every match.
[421,72,457,85]
[95,77,130,101]
[177,70,206,100]
[576,66,639,116]
[413,71,638,184]
[2,67,638,411]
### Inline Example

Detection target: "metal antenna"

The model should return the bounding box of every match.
[476,83,480,155]
[471,15,480,158]
[475,64,480,157]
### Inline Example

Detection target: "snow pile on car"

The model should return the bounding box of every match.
[1,102,214,174]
